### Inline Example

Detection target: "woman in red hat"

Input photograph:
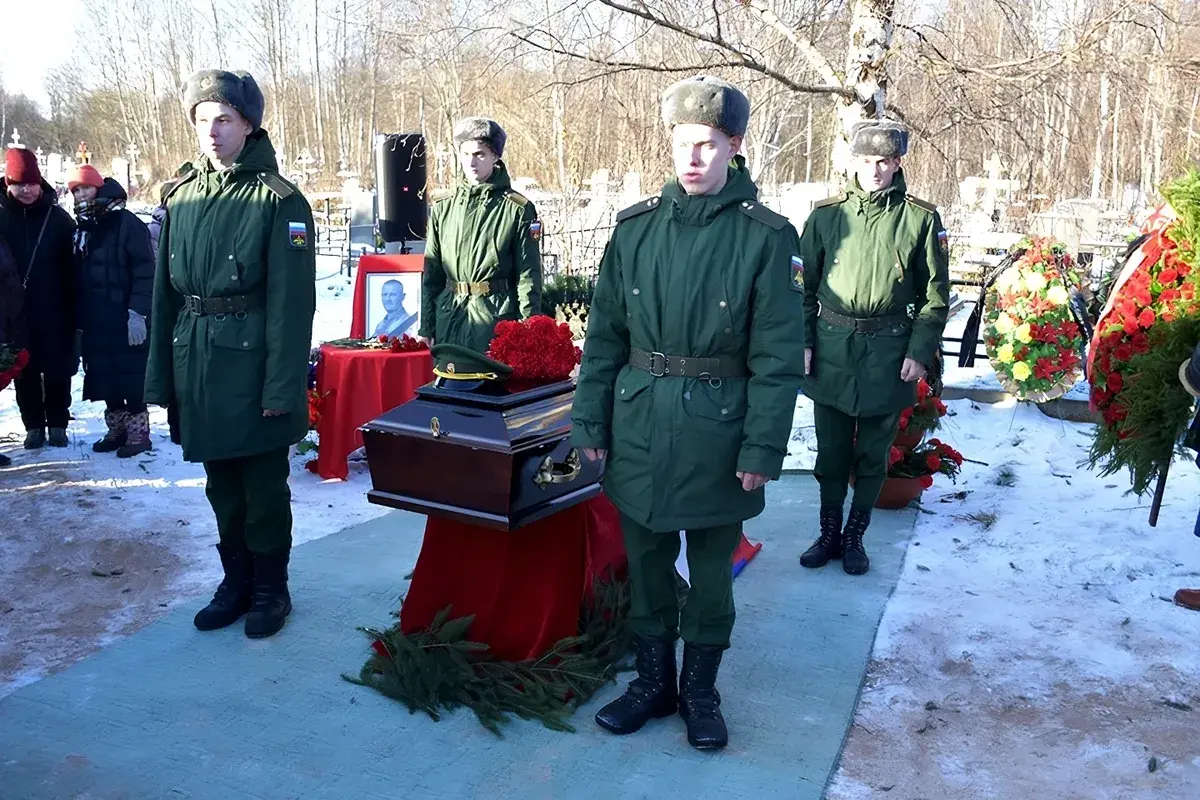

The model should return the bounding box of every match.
[68,164,156,457]
[0,147,77,449]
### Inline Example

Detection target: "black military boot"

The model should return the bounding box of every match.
[245,550,293,639]
[47,427,69,447]
[842,507,872,575]
[679,643,728,750]
[193,543,253,630]
[799,505,843,568]
[595,636,678,735]
[24,428,45,450]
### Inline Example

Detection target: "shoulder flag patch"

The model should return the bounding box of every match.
[790,255,804,292]
[529,220,543,241]
[936,229,949,254]
[287,221,309,249]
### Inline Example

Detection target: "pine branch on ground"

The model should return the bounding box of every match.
[344,575,633,736]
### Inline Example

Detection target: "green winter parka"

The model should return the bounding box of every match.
[419,161,542,354]
[571,157,807,532]
[798,171,950,416]
[144,130,316,463]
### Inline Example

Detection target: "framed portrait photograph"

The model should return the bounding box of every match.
[365,272,422,339]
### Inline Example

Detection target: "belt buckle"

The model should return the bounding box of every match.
[186,295,203,316]
[648,351,667,377]
[699,371,723,389]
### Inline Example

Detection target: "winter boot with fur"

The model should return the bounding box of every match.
[116,411,152,458]
[93,410,129,453]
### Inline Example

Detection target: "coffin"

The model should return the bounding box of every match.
[361,379,605,531]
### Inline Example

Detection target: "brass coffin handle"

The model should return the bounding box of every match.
[534,448,582,490]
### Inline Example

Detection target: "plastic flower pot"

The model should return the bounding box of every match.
[874,476,927,509]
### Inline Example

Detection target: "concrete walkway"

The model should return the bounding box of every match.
[0,476,917,800]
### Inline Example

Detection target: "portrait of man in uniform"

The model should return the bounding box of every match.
[367,274,420,338]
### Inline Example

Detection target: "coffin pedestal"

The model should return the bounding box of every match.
[361,379,604,531]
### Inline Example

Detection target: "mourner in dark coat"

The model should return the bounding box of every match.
[70,168,156,457]
[0,236,23,467]
[0,147,77,449]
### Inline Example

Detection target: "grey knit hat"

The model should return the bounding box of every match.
[453,117,506,158]
[181,70,265,131]
[660,75,750,137]
[849,119,909,158]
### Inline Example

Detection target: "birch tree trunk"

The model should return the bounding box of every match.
[833,0,895,172]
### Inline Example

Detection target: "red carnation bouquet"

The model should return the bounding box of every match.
[486,315,581,389]
[377,334,428,353]
[0,346,30,392]
[898,379,947,437]
[1087,170,1200,494]
[888,438,964,489]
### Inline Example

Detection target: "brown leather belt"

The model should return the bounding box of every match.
[183,293,264,316]
[453,278,510,296]
[818,305,910,333]
[629,348,748,380]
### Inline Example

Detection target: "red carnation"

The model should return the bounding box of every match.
[925,453,941,471]
[888,446,903,467]
[1113,344,1133,362]
[1122,316,1140,335]
[1137,307,1156,328]
[919,475,934,489]
[1158,267,1179,285]
[1107,371,1124,393]
[898,416,909,431]
[1130,332,1150,354]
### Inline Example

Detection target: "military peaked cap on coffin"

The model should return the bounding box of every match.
[849,119,910,158]
[430,343,513,391]
[660,75,750,137]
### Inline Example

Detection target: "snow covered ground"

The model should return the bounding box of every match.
[3,257,1199,796]
[0,258,388,697]
[828,398,1200,798]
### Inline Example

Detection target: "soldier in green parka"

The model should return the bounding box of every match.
[797,120,950,576]
[418,118,542,354]
[572,76,806,750]
[145,70,316,639]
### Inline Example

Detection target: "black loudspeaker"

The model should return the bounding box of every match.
[375,133,427,242]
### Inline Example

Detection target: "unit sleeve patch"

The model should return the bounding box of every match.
[288,221,309,249]
[790,255,804,291]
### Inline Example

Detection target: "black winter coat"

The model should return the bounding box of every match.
[75,179,155,402]
[0,236,23,346]
[0,180,78,378]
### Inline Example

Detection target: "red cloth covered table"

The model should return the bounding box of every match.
[400,495,627,662]
[349,253,424,339]
[315,344,433,480]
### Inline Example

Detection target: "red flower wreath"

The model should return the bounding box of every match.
[0,347,30,392]
[486,315,581,388]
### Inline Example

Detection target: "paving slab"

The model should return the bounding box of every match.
[0,475,917,800]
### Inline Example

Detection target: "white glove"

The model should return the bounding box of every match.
[128,310,147,347]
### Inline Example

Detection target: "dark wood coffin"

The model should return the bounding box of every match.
[361,379,605,531]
